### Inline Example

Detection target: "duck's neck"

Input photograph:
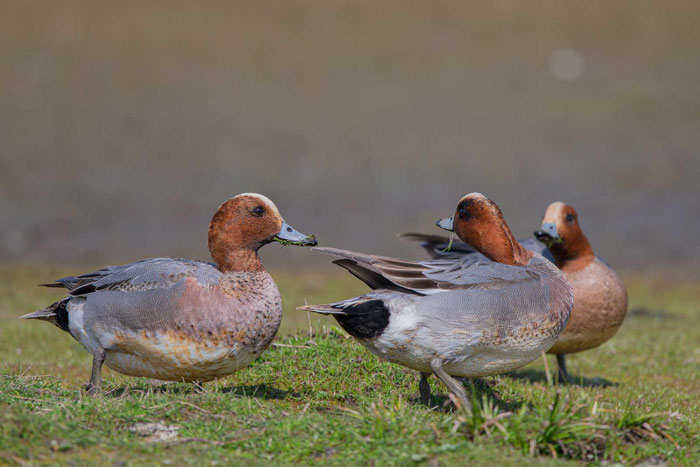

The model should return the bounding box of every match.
[550,235,595,272]
[213,249,265,273]
[479,222,534,267]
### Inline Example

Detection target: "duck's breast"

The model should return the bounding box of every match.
[548,258,628,354]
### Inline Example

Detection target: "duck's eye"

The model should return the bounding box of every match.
[252,206,265,217]
[457,199,474,220]
[565,213,574,223]
[458,205,472,220]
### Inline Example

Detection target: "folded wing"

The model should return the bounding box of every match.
[41,258,220,296]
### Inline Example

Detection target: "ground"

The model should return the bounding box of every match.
[0,266,698,465]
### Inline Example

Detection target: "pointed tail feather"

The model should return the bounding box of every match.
[20,299,71,333]
[19,308,57,322]
[296,303,349,315]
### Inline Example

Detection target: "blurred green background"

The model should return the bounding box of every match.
[1,1,698,274]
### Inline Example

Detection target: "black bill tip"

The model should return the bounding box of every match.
[533,229,552,242]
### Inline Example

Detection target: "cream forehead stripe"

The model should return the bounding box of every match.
[458,192,487,203]
[232,193,282,218]
[543,202,567,222]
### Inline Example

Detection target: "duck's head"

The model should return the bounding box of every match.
[208,193,317,272]
[436,193,532,266]
[533,202,594,270]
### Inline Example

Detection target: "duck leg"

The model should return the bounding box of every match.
[84,347,106,396]
[430,358,468,410]
[556,354,569,384]
[419,372,431,406]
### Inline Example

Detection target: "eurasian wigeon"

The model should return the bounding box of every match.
[21,193,317,394]
[534,202,628,382]
[298,193,573,407]
[403,202,628,383]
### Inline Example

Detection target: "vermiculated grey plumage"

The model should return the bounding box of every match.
[300,248,573,377]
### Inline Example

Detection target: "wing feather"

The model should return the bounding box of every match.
[312,246,537,295]
[398,233,476,259]
[42,258,220,296]
[399,233,555,264]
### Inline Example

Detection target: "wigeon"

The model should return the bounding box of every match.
[534,202,628,382]
[403,202,628,383]
[21,193,317,394]
[298,193,573,407]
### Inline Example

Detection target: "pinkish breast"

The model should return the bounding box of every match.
[104,272,282,382]
[548,258,628,355]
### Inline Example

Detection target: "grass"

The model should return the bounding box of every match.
[0,265,698,465]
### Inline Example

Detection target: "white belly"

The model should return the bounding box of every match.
[364,326,556,377]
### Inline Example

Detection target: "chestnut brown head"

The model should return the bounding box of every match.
[208,193,317,272]
[533,202,594,270]
[436,193,532,266]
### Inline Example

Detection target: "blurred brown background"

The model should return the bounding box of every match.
[1,1,698,273]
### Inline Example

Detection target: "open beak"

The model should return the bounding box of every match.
[534,222,561,247]
[273,222,318,246]
[436,216,454,232]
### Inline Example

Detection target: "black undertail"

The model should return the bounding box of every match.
[334,299,390,340]
[53,299,70,333]
[31,299,71,334]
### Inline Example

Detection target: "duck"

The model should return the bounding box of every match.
[401,202,628,383]
[21,193,317,394]
[533,202,628,382]
[298,193,573,407]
